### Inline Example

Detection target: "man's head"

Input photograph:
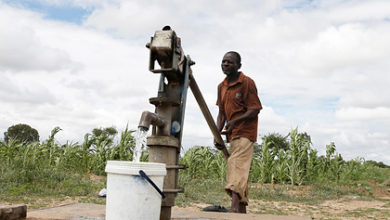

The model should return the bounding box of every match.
[221,51,241,76]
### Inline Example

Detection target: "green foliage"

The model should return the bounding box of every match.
[1,125,389,208]
[179,128,390,189]
[286,128,310,185]
[4,123,39,144]
[180,146,226,180]
[365,160,390,168]
[0,125,138,203]
[91,126,118,146]
[260,132,289,151]
[258,137,276,183]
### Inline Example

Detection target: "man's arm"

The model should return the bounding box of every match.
[222,109,260,135]
[217,108,226,132]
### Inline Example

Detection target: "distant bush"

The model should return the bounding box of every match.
[365,160,390,168]
[4,123,39,144]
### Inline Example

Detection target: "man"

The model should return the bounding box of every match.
[216,51,262,213]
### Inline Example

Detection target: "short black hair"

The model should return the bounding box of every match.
[226,51,241,64]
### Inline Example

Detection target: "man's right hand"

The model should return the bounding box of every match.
[214,139,225,150]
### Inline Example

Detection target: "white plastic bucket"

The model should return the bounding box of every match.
[105,161,166,220]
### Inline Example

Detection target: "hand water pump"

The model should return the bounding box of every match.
[138,26,229,220]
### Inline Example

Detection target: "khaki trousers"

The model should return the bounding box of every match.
[224,137,254,204]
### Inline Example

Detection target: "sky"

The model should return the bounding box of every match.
[0,0,389,164]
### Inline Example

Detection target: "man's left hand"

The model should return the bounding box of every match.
[223,120,236,134]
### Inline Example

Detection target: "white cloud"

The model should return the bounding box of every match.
[0,5,79,72]
[0,0,390,164]
[335,107,390,120]
[326,0,390,22]
[84,1,173,38]
[290,23,390,76]
[340,89,390,108]
[259,106,289,130]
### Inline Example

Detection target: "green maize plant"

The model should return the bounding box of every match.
[359,160,389,183]
[340,157,364,182]
[198,147,217,179]
[286,152,305,186]
[330,153,344,183]
[286,128,310,185]
[273,148,288,184]
[258,137,275,183]
[89,139,112,175]
[180,146,222,179]
[79,133,94,169]
[109,125,135,161]
[0,139,22,166]
[2,125,390,207]
[57,142,84,171]
[40,127,63,167]
[85,127,118,174]
[320,142,336,180]
[250,156,262,182]
[180,146,206,179]
[214,150,227,181]
[306,148,319,183]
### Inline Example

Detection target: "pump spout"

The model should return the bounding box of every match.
[138,111,166,131]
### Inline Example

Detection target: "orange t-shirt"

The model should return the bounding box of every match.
[216,72,262,142]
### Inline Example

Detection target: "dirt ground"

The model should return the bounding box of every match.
[181,195,390,220]
[19,179,390,219]
[24,194,390,220]
[26,203,311,220]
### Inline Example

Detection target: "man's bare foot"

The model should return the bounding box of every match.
[238,202,247,213]
[230,192,240,213]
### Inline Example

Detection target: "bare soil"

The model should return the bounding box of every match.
[21,179,390,219]
[24,193,390,220]
[183,195,390,219]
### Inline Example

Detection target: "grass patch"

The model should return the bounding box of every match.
[342,208,390,219]
[249,182,368,205]
[176,174,230,207]
[176,177,384,208]
[79,196,106,205]
[0,166,105,208]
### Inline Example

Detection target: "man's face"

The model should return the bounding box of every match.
[221,53,240,76]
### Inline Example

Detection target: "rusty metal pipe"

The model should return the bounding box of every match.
[138,111,166,131]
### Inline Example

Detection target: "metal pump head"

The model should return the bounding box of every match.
[148,26,185,81]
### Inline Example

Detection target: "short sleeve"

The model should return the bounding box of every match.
[245,78,262,110]
[216,83,223,109]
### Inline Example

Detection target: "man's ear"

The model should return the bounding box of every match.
[238,63,242,70]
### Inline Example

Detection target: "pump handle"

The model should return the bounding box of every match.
[189,73,230,160]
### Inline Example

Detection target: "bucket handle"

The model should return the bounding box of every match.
[139,170,166,199]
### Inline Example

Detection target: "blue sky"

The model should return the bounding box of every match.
[4,0,91,23]
[0,0,389,164]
